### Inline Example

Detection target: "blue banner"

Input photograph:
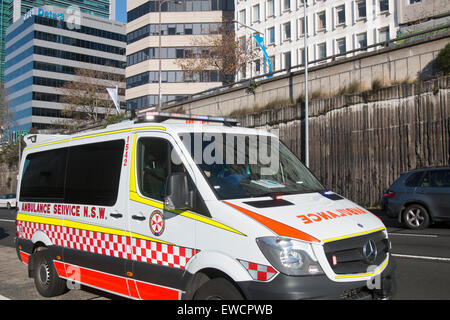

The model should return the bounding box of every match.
[253,34,273,78]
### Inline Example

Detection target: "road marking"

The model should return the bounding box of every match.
[0,219,15,223]
[0,294,10,300]
[392,253,450,262]
[388,233,438,238]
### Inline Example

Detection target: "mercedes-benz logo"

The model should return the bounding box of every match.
[362,239,378,264]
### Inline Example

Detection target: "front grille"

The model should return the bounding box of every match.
[324,231,389,275]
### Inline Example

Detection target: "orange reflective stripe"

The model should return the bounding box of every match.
[126,279,140,299]
[53,260,67,278]
[19,251,30,265]
[223,201,319,242]
[53,261,181,300]
[134,280,180,300]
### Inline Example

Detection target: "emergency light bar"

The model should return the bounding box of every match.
[135,111,239,126]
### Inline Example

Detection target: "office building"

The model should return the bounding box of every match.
[126,0,234,111]
[4,5,126,140]
[235,0,398,80]
[0,0,116,83]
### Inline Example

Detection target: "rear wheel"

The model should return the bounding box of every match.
[193,278,244,300]
[33,249,68,297]
[403,204,430,230]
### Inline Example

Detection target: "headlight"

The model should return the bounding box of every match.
[256,237,324,276]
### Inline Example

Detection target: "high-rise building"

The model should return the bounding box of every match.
[126,0,234,111]
[0,0,116,83]
[4,5,126,140]
[235,0,398,80]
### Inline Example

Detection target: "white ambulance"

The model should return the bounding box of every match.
[15,112,395,300]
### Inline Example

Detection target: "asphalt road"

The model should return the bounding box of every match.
[1,207,449,300]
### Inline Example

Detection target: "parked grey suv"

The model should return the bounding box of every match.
[381,167,450,229]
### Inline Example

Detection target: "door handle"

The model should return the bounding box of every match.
[110,213,123,218]
[132,215,146,221]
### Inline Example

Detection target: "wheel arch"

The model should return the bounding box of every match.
[399,201,433,224]
[183,251,252,299]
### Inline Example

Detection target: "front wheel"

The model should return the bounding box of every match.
[193,278,244,300]
[403,204,430,230]
[33,249,68,297]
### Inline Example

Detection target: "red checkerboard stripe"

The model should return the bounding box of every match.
[132,238,197,269]
[17,220,197,269]
[238,259,278,281]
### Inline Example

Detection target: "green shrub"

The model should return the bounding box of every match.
[436,42,450,74]
[371,78,383,91]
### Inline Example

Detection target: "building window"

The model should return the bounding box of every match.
[356,1,366,19]
[409,0,421,3]
[268,26,275,44]
[317,11,326,30]
[269,55,275,70]
[357,32,367,50]
[283,51,291,69]
[299,48,305,64]
[239,36,247,51]
[336,37,346,55]
[299,17,305,36]
[336,5,345,25]
[255,59,261,74]
[317,42,326,59]
[379,27,389,43]
[379,0,389,12]
[253,4,260,22]
[267,0,274,17]
[283,0,290,11]
[241,64,247,79]
[239,9,246,25]
[283,22,291,41]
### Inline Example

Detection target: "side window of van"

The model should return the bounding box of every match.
[65,140,125,206]
[20,140,124,206]
[20,148,68,202]
[137,137,210,216]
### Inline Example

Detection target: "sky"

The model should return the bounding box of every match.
[115,0,127,23]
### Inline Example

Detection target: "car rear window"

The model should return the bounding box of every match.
[404,172,423,187]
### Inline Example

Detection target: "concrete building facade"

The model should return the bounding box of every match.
[4,5,126,140]
[126,0,234,111]
[235,0,399,80]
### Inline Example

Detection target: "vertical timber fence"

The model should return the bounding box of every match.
[238,76,450,207]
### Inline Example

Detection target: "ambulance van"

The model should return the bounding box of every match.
[15,112,395,300]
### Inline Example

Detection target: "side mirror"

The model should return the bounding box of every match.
[164,172,193,211]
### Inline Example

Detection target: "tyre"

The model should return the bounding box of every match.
[193,278,244,300]
[402,204,430,230]
[33,249,68,297]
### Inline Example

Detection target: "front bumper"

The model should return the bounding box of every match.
[238,257,396,300]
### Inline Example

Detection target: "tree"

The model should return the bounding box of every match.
[0,84,15,143]
[176,25,260,84]
[59,67,124,131]
[436,42,450,75]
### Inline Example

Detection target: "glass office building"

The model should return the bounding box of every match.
[0,0,115,83]
[4,5,125,140]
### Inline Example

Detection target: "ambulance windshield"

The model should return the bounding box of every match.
[179,133,324,200]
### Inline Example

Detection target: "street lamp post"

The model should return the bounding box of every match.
[304,0,309,167]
